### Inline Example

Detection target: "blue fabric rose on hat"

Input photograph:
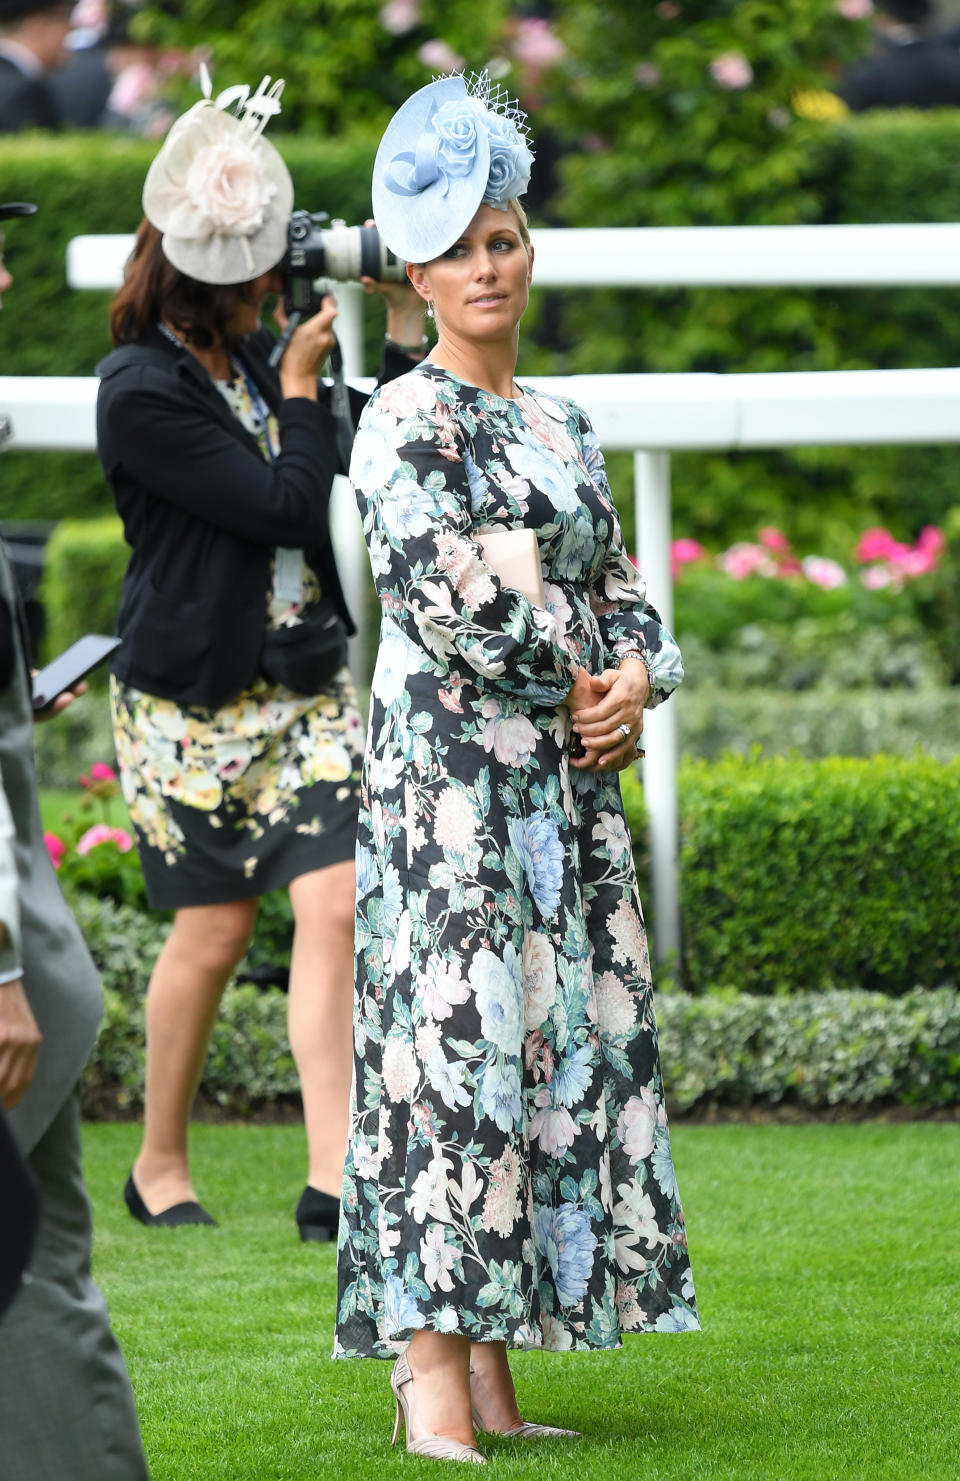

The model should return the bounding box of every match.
[483,114,534,208]
[434,96,487,179]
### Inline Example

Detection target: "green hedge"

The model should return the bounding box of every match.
[42,515,126,662]
[76,896,960,1115]
[674,755,960,995]
[676,686,960,763]
[62,752,960,1000]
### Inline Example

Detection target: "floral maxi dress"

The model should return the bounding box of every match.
[334,364,699,1357]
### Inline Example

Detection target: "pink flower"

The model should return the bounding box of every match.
[656,1,681,16]
[801,556,848,590]
[44,832,65,870]
[895,548,937,578]
[671,537,706,579]
[720,542,775,580]
[378,0,420,35]
[672,537,705,565]
[916,526,945,560]
[855,527,899,564]
[511,18,566,71]
[76,824,134,857]
[836,0,872,17]
[709,53,754,91]
[417,39,464,73]
[861,564,893,590]
[634,62,662,89]
[778,556,803,576]
[90,762,116,782]
[758,526,790,554]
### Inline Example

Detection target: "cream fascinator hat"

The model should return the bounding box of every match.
[142,68,294,285]
[372,70,534,264]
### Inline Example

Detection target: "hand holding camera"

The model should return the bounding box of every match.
[275,292,339,400]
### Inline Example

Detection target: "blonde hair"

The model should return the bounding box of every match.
[507,197,531,251]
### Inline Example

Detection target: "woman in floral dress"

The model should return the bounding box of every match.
[334,73,698,1463]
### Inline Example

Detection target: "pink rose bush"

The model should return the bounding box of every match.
[672,525,944,592]
[45,763,145,908]
[76,824,134,857]
[709,52,754,91]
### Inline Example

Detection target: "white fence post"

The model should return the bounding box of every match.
[326,281,370,684]
[633,451,680,965]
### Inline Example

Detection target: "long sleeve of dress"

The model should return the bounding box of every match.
[351,385,579,709]
[580,418,684,707]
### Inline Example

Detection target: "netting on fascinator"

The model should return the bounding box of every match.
[142,65,294,286]
[372,69,535,264]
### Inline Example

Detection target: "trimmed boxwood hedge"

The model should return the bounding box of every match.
[672,754,960,995]
[75,898,960,1116]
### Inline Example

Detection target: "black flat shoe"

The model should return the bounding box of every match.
[123,1173,217,1228]
[296,1185,339,1243]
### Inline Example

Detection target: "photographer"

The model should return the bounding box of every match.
[96,76,425,1238]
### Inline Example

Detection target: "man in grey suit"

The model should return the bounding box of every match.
[0,199,148,1480]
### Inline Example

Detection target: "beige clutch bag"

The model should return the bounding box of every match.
[474,526,546,609]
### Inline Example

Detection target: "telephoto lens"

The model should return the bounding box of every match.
[285,210,406,287]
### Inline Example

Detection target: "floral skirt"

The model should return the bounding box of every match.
[110,667,364,910]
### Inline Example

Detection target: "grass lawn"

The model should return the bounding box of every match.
[39,787,131,835]
[82,1122,959,1481]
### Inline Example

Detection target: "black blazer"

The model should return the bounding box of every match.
[97,326,409,708]
[0,55,59,132]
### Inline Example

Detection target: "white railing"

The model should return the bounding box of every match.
[8,222,960,962]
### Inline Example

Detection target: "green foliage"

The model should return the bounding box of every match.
[657,987,960,1112]
[678,754,960,994]
[536,8,960,548]
[41,515,127,661]
[135,0,512,133]
[75,883,960,1113]
[673,556,959,690]
[676,685,960,763]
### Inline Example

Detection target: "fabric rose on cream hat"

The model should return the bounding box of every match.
[372,70,534,264]
[142,69,294,285]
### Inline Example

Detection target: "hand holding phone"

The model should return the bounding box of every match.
[31,634,122,714]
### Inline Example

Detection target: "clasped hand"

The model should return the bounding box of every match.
[566,658,650,773]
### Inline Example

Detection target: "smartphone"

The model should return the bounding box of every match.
[31,634,122,712]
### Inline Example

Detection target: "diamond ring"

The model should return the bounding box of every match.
[616,722,631,740]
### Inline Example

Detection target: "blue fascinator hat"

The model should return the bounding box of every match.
[372,70,534,264]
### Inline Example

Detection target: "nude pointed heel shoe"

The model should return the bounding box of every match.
[471,1411,580,1439]
[468,1368,579,1440]
[390,1352,486,1465]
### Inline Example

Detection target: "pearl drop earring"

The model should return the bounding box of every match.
[426,301,435,320]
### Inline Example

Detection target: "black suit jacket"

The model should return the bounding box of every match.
[839,37,960,110]
[0,54,59,132]
[97,326,410,708]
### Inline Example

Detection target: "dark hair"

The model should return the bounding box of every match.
[109,218,257,349]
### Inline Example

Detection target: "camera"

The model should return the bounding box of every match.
[282,210,406,315]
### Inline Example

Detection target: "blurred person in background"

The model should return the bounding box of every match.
[838,0,960,109]
[97,74,426,1241]
[53,0,186,136]
[0,198,148,1479]
[0,0,70,131]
